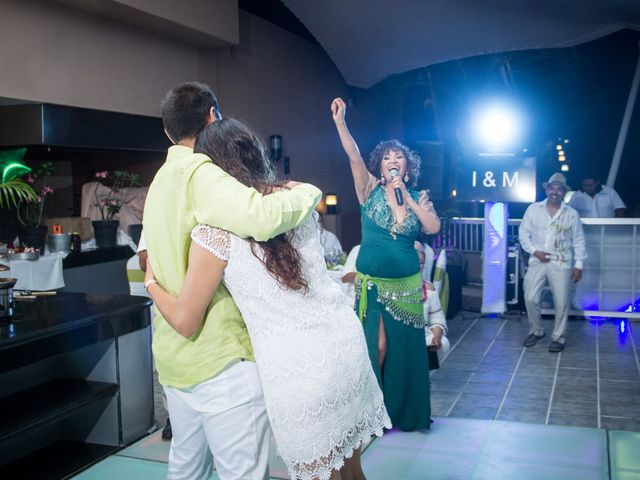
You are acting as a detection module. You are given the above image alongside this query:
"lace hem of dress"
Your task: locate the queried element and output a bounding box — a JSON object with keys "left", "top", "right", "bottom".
{"left": 288, "top": 398, "right": 391, "bottom": 480}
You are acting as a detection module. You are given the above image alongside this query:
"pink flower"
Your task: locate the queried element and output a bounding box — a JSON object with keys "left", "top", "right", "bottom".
{"left": 95, "top": 171, "right": 109, "bottom": 179}
{"left": 26, "top": 175, "right": 35, "bottom": 184}
{"left": 41, "top": 185, "right": 54, "bottom": 196}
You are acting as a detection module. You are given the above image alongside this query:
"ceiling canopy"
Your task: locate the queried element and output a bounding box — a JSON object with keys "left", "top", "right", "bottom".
{"left": 282, "top": 0, "right": 640, "bottom": 88}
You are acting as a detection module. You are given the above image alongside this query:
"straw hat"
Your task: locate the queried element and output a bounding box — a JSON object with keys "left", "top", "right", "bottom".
{"left": 542, "top": 172, "right": 569, "bottom": 191}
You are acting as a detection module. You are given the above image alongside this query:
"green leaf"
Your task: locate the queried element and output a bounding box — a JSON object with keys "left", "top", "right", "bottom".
{"left": 0, "top": 179, "right": 38, "bottom": 208}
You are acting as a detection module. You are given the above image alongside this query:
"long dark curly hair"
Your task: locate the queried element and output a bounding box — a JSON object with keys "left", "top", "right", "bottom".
{"left": 368, "top": 140, "right": 421, "bottom": 188}
{"left": 195, "top": 117, "right": 308, "bottom": 292}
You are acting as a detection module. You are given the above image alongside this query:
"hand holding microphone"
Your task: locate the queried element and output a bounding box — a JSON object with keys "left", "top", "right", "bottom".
{"left": 389, "top": 167, "right": 404, "bottom": 206}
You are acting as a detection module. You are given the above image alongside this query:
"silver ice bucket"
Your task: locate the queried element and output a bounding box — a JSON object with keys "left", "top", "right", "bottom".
{"left": 48, "top": 233, "right": 72, "bottom": 253}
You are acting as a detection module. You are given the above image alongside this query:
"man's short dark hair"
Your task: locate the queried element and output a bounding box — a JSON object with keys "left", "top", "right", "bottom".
{"left": 161, "top": 82, "right": 219, "bottom": 143}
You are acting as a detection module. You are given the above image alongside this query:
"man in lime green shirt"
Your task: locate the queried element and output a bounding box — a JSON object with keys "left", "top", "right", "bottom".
{"left": 143, "top": 82, "right": 321, "bottom": 480}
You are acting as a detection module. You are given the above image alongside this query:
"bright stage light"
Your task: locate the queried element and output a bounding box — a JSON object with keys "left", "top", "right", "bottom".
{"left": 471, "top": 102, "right": 523, "bottom": 151}
{"left": 561, "top": 164, "right": 569, "bottom": 172}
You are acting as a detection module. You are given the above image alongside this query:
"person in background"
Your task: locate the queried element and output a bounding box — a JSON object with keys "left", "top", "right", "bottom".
{"left": 340, "top": 244, "right": 361, "bottom": 306}
{"left": 568, "top": 175, "right": 626, "bottom": 218}
{"left": 415, "top": 241, "right": 447, "bottom": 357}
{"left": 145, "top": 117, "right": 389, "bottom": 480}
{"left": 519, "top": 173, "right": 586, "bottom": 353}
{"left": 331, "top": 97, "right": 440, "bottom": 432}
{"left": 136, "top": 232, "right": 172, "bottom": 440}
{"left": 143, "top": 82, "right": 321, "bottom": 480}
{"left": 315, "top": 212, "right": 343, "bottom": 256}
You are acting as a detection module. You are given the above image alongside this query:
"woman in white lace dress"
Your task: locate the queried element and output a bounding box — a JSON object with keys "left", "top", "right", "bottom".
{"left": 145, "top": 118, "right": 390, "bottom": 480}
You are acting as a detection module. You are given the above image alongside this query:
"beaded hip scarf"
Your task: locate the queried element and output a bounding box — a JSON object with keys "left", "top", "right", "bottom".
{"left": 355, "top": 271, "right": 425, "bottom": 328}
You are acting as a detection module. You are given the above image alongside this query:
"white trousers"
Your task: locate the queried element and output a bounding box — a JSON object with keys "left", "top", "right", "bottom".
{"left": 523, "top": 262, "right": 571, "bottom": 343}
{"left": 164, "top": 360, "right": 271, "bottom": 480}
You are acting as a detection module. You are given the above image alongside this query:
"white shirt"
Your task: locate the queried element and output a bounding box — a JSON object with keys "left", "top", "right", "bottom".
{"left": 318, "top": 228, "right": 343, "bottom": 256}
{"left": 137, "top": 230, "right": 146, "bottom": 253}
{"left": 519, "top": 199, "right": 586, "bottom": 269}
{"left": 568, "top": 185, "right": 625, "bottom": 218}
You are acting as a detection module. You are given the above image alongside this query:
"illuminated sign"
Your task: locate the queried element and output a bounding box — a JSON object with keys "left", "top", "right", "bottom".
{"left": 481, "top": 202, "right": 508, "bottom": 314}
{"left": 455, "top": 155, "right": 536, "bottom": 203}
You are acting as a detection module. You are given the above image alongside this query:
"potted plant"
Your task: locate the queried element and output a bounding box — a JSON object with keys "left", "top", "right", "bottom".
{"left": 93, "top": 170, "right": 139, "bottom": 248}
{"left": 0, "top": 148, "right": 38, "bottom": 209}
{"left": 15, "top": 162, "right": 54, "bottom": 253}
{"left": 0, "top": 178, "right": 37, "bottom": 209}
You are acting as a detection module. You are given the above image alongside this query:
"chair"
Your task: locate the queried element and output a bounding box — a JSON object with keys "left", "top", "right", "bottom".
{"left": 433, "top": 249, "right": 449, "bottom": 317}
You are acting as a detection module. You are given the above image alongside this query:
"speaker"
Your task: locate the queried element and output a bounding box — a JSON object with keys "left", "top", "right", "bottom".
{"left": 403, "top": 85, "right": 438, "bottom": 143}
{"left": 412, "top": 141, "right": 444, "bottom": 200}
{"left": 269, "top": 135, "right": 282, "bottom": 162}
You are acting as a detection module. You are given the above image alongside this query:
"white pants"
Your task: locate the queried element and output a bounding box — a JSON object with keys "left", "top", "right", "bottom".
{"left": 523, "top": 262, "right": 571, "bottom": 343}
{"left": 164, "top": 360, "right": 271, "bottom": 480}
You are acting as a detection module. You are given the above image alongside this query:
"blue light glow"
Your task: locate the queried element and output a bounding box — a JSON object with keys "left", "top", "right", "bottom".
{"left": 471, "top": 101, "right": 524, "bottom": 151}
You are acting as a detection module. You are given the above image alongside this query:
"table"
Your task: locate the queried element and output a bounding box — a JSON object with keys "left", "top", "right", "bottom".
{"left": 5, "top": 252, "right": 65, "bottom": 291}
{"left": 0, "top": 293, "right": 153, "bottom": 476}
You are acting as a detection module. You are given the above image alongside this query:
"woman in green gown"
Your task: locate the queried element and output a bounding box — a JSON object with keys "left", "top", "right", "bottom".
{"left": 331, "top": 97, "right": 441, "bottom": 431}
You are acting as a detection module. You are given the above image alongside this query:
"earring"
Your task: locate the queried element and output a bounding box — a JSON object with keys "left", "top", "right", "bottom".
{"left": 403, "top": 174, "right": 409, "bottom": 183}
{"left": 380, "top": 176, "right": 386, "bottom": 185}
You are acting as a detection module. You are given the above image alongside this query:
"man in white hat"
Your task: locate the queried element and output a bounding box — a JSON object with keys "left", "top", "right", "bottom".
{"left": 518, "top": 173, "right": 586, "bottom": 353}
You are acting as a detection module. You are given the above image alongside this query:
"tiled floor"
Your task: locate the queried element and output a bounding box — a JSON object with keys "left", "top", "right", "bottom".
{"left": 431, "top": 312, "right": 640, "bottom": 431}
{"left": 73, "top": 312, "right": 640, "bottom": 479}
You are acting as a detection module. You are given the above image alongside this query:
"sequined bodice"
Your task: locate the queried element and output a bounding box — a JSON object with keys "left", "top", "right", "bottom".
{"left": 356, "top": 185, "right": 422, "bottom": 279}
{"left": 361, "top": 185, "right": 421, "bottom": 236}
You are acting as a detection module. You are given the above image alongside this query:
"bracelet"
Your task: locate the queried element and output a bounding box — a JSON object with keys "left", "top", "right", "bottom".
{"left": 144, "top": 279, "right": 158, "bottom": 291}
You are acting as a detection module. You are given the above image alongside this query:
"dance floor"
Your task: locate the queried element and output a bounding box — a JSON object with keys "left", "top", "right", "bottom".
{"left": 73, "top": 312, "right": 640, "bottom": 480}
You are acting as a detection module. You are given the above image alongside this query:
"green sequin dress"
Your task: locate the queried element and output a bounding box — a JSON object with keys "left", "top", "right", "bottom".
{"left": 354, "top": 184, "right": 430, "bottom": 431}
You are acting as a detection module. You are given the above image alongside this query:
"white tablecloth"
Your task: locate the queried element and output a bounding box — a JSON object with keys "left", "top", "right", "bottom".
{"left": 6, "top": 253, "right": 65, "bottom": 291}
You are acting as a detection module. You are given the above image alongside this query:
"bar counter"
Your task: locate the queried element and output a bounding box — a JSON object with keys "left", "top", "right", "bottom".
{"left": 0, "top": 292, "right": 153, "bottom": 477}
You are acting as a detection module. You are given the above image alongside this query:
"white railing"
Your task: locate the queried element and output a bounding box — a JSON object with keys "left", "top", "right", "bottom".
{"left": 430, "top": 217, "right": 521, "bottom": 253}
{"left": 430, "top": 217, "right": 640, "bottom": 319}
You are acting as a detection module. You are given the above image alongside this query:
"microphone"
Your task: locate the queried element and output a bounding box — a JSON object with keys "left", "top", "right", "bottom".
{"left": 389, "top": 167, "right": 404, "bottom": 206}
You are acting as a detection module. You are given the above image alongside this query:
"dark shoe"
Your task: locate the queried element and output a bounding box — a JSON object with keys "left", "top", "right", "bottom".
{"left": 161, "top": 419, "right": 172, "bottom": 440}
{"left": 523, "top": 333, "right": 545, "bottom": 347}
{"left": 549, "top": 341, "right": 565, "bottom": 353}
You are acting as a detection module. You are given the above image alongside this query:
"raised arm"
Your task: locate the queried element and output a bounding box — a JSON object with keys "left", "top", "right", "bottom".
{"left": 145, "top": 240, "right": 225, "bottom": 338}
{"left": 192, "top": 158, "right": 321, "bottom": 241}
{"left": 331, "top": 98, "right": 377, "bottom": 204}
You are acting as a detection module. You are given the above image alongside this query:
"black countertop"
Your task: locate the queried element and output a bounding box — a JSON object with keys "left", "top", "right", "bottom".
{"left": 0, "top": 292, "right": 152, "bottom": 372}
{"left": 62, "top": 245, "right": 135, "bottom": 269}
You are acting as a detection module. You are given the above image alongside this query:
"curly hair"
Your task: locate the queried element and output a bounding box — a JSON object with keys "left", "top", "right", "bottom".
{"left": 195, "top": 118, "right": 308, "bottom": 292}
{"left": 368, "top": 140, "right": 421, "bottom": 188}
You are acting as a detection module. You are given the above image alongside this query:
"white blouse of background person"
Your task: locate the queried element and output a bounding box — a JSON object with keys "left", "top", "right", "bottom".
{"left": 568, "top": 185, "right": 626, "bottom": 218}
{"left": 315, "top": 216, "right": 343, "bottom": 255}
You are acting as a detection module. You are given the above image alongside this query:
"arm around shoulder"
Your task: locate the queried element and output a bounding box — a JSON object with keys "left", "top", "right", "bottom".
{"left": 192, "top": 162, "right": 321, "bottom": 241}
